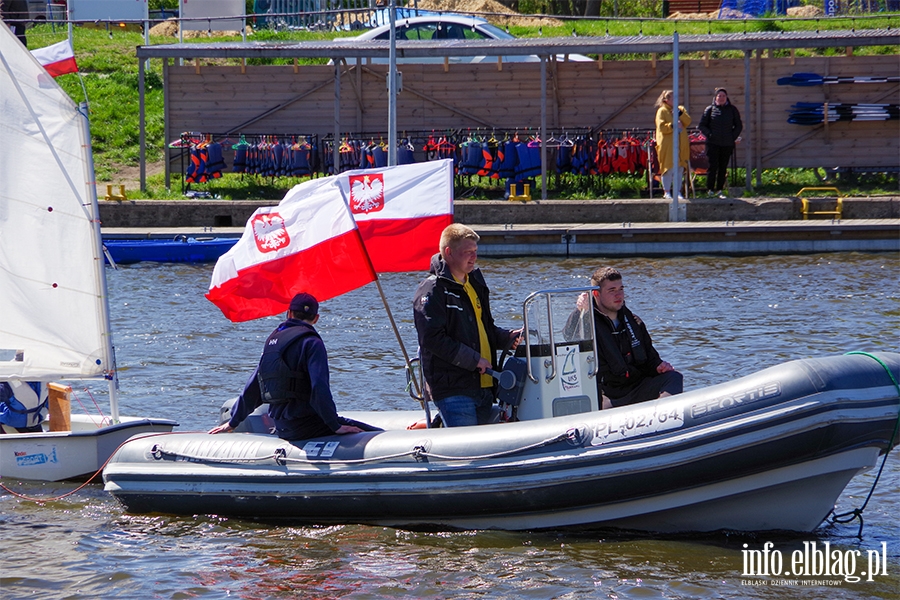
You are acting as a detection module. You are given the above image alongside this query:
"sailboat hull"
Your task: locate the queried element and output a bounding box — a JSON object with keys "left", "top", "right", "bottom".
{"left": 1, "top": 416, "right": 177, "bottom": 482}
{"left": 103, "top": 354, "right": 899, "bottom": 532}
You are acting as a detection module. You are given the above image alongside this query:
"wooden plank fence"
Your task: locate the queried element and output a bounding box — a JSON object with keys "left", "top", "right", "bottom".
{"left": 164, "top": 53, "right": 899, "bottom": 174}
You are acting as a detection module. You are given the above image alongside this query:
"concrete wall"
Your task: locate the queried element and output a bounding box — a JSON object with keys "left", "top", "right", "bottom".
{"left": 98, "top": 197, "right": 900, "bottom": 228}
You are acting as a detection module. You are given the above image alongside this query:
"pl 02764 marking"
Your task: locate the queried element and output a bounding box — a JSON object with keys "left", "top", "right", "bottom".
{"left": 591, "top": 403, "right": 684, "bottom": 444}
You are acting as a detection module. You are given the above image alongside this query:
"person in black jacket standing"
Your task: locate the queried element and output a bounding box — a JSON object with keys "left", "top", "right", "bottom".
{"left": 413, "top": 224, "right": 521, "bottom": 427}
{"left": 564, "top": 267, "right": 682, "bottom": 409}
{"left": 698, "top": 88, "right": 743, "bottom": 199}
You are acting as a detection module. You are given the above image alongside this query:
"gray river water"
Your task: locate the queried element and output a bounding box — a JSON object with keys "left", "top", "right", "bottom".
{"left": 1, "top": 252, "right": 898, "bottom": 599}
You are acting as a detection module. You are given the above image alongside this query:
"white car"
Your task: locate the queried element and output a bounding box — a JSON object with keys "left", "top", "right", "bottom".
{"left": 338, "top": 15, "right": 593, "bottom": 64}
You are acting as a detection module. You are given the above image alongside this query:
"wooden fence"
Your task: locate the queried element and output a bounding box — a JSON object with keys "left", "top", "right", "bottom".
{"left": 163, "top": 53, "right": 899, "bottom": 176}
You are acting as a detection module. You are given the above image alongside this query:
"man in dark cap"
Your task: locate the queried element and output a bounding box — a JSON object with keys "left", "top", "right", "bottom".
{"left": 210, "top": 292, "right": 377, "bottom": 440}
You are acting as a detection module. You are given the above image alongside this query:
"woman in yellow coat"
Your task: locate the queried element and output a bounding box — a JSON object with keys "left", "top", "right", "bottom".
{"left": 655, "top": 90, "right": 691, "bottom": 200}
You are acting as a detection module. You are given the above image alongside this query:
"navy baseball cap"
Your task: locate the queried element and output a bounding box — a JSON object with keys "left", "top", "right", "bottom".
{"left": 289, "top": 292, "right": 318, "bottom": 319}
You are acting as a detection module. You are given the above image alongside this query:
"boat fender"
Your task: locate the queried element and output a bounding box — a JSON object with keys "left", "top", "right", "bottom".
{"left": 497, "top": 356, "right": 527, "bottom": 407}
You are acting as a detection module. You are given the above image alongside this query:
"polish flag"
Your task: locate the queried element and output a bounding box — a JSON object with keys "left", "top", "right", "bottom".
{"left": 337, "top": 159, "right": 453, "bottom": 272}
{"left": 31, "top": 39, "right": 78, "bottom": 77}
{"left": 206, "top": 177, "right": 376, "bottom": 322}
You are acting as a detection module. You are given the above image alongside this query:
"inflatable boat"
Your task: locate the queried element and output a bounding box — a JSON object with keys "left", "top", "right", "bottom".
{"left": 102, "top": 289, "right": 899, "bottom": 533}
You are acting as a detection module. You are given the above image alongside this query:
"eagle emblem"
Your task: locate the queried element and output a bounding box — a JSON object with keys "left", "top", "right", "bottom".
{"left": 349, "top": 173, "right": 385, "bottom": 214}
{"left": 252, "top": 212, "right": 290, "bottom": 253}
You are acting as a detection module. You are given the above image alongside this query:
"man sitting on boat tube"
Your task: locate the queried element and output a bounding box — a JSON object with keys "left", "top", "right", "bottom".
{"left": 564, "top": 267, "right": 682, "bottom": 409}
{"left": 414, "top": 224, "right": 522, "bottom": 427}
{"left": 209, "top": 292, "right": 379, "bottom": 440}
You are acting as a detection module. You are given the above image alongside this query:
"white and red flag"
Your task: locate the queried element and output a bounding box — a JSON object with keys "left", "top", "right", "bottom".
{"left": 206, "top": 177, "right": 376, "bottom": 322}
{"left": 31, "top": 39, "right": 78, "bottom": 77}
{"left": 338, "top": 159, "right": 453, "bottom": 272}
{"left": 207, "top": 160, "right": 454, "bottom": 322}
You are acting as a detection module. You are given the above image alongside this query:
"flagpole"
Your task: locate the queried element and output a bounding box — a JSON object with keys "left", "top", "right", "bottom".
{"left": 372, "top": 276, "right": 423, "bottom": 404}
{"left": 353, "top": 231, "right": 423, "bottom": 404}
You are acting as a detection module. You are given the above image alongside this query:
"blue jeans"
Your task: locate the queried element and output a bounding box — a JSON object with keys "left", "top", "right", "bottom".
{"left": 435, "top": 389, "right": 494, "bottom": 427}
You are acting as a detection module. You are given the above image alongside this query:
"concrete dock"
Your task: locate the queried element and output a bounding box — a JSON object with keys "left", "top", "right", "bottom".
{"left": 100, "top": 197, "right": 900, "bottom": 257}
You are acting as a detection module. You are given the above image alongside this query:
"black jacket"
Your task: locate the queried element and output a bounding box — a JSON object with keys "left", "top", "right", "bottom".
{"left": 698, "top": 101, "right": 743, "bottom": 147}
{"left": 413, "top": 253, "right": 512, "bottom": 402}
{"left": 565, "top": 304, "right": 663, "bottom": 399}
{"left": 229, "top": 319, "right": 341, "bottom": 440}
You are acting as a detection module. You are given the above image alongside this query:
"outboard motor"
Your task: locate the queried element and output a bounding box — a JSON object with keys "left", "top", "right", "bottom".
{"left": 501, "top": 288, "right": 601, "bottom": 421}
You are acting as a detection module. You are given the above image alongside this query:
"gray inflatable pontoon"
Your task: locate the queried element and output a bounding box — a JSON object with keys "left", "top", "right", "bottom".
{"left": 102, "top": 290, "right": 900, "bottom": 532}
{"left": 103, "top": 351, "right": 899, "bottom": 532}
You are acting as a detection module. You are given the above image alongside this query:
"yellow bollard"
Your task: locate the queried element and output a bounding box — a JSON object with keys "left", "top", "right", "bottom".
{"left": 104, "top": 184, "right": 127, "bottom": 202}
{"left": 797, "top": 187, "right": 842, "bottom": 220}
{"left": 508, "top": 183, "right": 532, "bottom": 202}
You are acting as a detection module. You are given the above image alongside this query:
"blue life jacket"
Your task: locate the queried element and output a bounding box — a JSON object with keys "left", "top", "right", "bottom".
{"left": 0, "top": 382, "right": 47, "bottom": 429}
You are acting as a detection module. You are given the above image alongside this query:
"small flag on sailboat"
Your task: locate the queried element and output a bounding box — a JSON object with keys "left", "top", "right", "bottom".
{"left": 30, "top": 39, "right": 78, "bottom": 77}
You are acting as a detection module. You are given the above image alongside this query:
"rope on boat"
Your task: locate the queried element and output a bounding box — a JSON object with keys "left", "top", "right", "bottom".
{"left": 413, "top": 432, "right": 573, "bottom": 461}
{"left": 150, "top": 430, "right": 579, "bottom": 467}
{"left": 829, "top": 351, "right": 900, "bottom": 538}
{"left": 150, "top": 445, "right": 283, "bottom": 464}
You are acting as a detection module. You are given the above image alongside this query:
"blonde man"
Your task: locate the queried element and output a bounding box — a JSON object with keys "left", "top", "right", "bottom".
{"left": 413, "top": 224, "right": 521, "bottom": 426}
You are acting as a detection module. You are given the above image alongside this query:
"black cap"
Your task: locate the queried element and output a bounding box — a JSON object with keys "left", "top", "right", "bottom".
{"left": 289, "top": 292, "right": 318, "bottom": 319}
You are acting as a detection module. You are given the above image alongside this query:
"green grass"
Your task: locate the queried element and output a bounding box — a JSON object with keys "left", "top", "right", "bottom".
{"left": 24, "top": 18, "right": 899, "bottom": 199}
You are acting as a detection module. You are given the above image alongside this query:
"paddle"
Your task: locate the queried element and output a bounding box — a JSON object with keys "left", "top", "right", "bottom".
{"left": 786, "top": 102, "right": 899, "bottom": 125}
{"left": 777, "top": 72, "right": 900, "bottom": 86}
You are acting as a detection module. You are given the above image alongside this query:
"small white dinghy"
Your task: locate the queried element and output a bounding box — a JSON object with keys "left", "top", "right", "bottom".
{"left": 0, "top": 24, "right": 176, "bottom": 482}
{"left": 102, "top": 287, "right": 900, "bottom": 533}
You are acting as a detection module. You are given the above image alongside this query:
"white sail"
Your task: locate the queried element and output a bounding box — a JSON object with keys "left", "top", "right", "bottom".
{"left": 0, "top": 23, "right": 111, "bottom": 382}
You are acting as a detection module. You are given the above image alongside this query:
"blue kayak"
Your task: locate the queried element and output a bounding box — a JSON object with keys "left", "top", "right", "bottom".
{"left": 103, "top": 236, "right": 238, "bottom": 264}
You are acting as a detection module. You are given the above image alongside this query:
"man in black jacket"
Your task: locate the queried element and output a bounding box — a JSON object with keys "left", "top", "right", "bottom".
{"left": 210, "top": 292, "right": 378, "bottom": 440}
{"left": 565, "top": 267, "right": 682, "bottom": 408}
{"left": 698, "top": 88, "right": 743, "bottom": 199}
{"left": 413, "top": 224, "right": 521, "bottom": 426}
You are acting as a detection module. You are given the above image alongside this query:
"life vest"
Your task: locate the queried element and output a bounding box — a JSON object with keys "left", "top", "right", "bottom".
{"left": 204, "top": 141, "right": 226, "bottom": 178}
{"left": 514, "top": 142, "right": 541, "bottom": 179}
{"left": 290, "top": 143, "right": 312, "bottom": 176}
{"left": 495, "top": 140, "right": 518, "bottom": 179}
{"left": 256, "top": 325, "right": 320, "bottom": 405}
{"left": 0, "top": 381, "right": 47, "bottom": 429}
{"left": 595, "top": 307, "right": 649, "bottom": 381}
{"left": 476, "top": 142, "right": 494, "bottom": 177}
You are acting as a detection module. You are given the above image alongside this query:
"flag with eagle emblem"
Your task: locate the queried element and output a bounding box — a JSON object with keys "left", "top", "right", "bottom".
{"left": 337, "top": 159, "right": 453, "bottom": 272}
{"left": 206, "top": 160, "right": 452, "bottom": 321}
{"left": 206, "top": 177, "right": 376, "bottom": 322}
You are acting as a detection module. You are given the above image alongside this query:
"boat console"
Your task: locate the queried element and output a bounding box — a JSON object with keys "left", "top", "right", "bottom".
{"left": 500, "top": 287, "right": 601, "bottom": 421}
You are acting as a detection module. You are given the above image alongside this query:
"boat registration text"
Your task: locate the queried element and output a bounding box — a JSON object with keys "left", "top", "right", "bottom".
{"left": 590, "top": 404, "right": 684, "bottom": 444}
